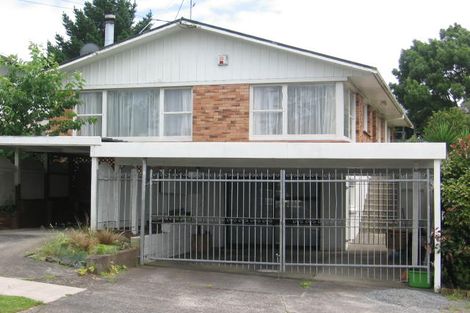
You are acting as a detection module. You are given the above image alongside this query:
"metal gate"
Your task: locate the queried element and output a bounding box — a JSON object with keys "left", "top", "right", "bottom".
{"left": 137, "top": 167, "right": 433, "bottom": 281}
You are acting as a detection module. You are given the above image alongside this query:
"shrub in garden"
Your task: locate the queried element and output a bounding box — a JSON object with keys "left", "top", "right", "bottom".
{"left": 440, "top": 135, "right": 470, "bottom": 289}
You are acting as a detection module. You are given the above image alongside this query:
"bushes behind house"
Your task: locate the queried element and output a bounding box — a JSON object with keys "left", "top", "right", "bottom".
{"left": 440, "top": 135, "right": 470, "bottom": 289}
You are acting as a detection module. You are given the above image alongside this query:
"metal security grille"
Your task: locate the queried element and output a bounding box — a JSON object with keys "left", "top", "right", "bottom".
{"left": 98, "top": 167, "right": 433, "bottom": 282}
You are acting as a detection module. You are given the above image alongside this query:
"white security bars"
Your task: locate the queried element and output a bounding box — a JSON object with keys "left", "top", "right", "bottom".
{"left": 96, "top": 166, "right": 435, "bottom": 283}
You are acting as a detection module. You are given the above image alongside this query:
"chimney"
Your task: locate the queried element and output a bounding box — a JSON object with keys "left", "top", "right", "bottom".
{"left": 104, "top": 14, "right": 116, "bottom": 46}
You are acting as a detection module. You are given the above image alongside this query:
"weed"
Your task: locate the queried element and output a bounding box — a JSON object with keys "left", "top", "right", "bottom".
{"left": 299, "top": 280, "right": 313, "bottom": 289}
{"left": 95, "top": 229, "right": 126, "bottom": 246}
{"left": 92, "top": 243, "right": 119, "bottom": 255}
{"left": 100, "top": 262, "right": 127, "bottom": 282}
{"left": 67, "top": 229, "right": 98, "bottom": 252}
{"left": 76, "top": 265, "right": 96, "bottom": 276}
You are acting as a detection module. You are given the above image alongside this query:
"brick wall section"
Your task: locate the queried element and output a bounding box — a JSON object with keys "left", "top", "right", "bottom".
{"left": 193, "top": 84, "right": 250, "bottom": 141}
{"left": 355, "top": 93, "right": 382, "bottom": 143}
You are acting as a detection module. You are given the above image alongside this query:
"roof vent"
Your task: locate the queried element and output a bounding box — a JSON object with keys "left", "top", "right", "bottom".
{"left": 80, "top": 43, "right": 100, "bottom": 56}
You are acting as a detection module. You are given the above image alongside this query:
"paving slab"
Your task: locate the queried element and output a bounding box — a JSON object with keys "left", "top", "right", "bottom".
{"left": 0, "top": 276, "right": 85, "bottom": 303}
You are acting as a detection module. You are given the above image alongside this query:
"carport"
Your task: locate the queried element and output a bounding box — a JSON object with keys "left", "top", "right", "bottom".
{"left": 90, "top": 142, "right": 445, "bottom": 290}
{"left": 0, "top": 136, "right": 101, "bottom": 228}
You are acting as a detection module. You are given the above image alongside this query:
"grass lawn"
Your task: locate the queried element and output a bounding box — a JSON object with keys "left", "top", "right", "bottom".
{"left": 0, "top": 295, "right": 42, "bottom": 313}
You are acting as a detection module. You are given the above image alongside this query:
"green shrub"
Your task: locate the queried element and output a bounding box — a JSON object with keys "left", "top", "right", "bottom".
{"left": 423, "top": 108, "right": 470, "bottom": 147}
{"left": 93, "top": 244, "right": 119, "bottom": 255}
{"left": 440, "top": 135, "right": 470, "bottom": 289}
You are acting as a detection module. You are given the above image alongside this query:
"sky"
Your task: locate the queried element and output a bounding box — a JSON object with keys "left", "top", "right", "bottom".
{"left": 0, "top": 0, "right": 469, "bottom": 84}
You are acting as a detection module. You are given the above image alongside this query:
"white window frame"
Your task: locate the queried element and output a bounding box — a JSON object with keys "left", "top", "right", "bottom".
{"left": 74, "top": 91, "right": 105, "bottom": 137}
{"left": 161, "top": 87, "right": 193, "bottom": 139}
{"left": 249, "top": 82, "right": 351, "bottom": 141}
{"left": 344, "top": 88, "right": 356, "bottom": 141}
{"left": 75, "top": 88, "right": 193, "bottom": 141}
{"left": 363, "top": 104, "right": 369, "bottom": 133}
{"left": 376, "top": 116, "right": 382, "bottom": 142}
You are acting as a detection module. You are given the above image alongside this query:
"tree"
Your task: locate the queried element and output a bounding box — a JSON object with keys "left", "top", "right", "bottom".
{"left": 47, "top": 0, "right": 153, "bottom": 63}
{"left": 391, "top": 24, "right": 470, "bottom": 133}
{"left": 0, "top": 44, "right": 85, "bottom": 136}
{"left": 440, "top": 135, "right": 470, "bottom": 289}
{"left": 422, "top": 108, "right": 470, "bottom": 147}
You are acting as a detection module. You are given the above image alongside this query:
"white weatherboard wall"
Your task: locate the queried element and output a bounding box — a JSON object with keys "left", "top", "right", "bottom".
{"left": 69, "top": 28, "right": 367, "bottom": 89}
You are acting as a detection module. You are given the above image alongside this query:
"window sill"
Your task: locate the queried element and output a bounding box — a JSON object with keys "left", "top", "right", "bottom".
{"left": 249, "top": 134, "right": 352, "bottom": 142}
{"left": 76, "top": 135, "right": 193, "bottom": 142}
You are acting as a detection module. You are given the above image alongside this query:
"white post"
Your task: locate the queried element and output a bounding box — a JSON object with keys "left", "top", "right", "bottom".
{"left": 90, "top": 157, "right": 98, "bottom": 230}
{"left": 412, "top": 170, "right": 419, "bottom": 266}
{"left": 140, "top": 158, "right": 147, "bottom": 265}
{"left": 14, "top": 148, "right": 20, "bottom": 187}
{"left": 433, "top": 160, "right": 442, "bottom": 292}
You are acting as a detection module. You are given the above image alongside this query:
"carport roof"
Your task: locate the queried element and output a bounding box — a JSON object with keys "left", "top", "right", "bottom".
{"left": 0, "top": 136, "right": 101, "bottom": 154}
{"left": 91, "top": 142, "right": 446, "bottom": 168}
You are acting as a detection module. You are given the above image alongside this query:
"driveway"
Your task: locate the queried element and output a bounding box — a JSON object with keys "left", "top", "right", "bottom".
{"left": 28, "top": 266, "right": 463, "bottom": 313}
{"left": 0, "top": 229, "right": 466, "bottom": 313}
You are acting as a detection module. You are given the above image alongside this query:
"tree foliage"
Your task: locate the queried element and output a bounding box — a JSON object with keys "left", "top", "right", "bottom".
{"left": 47, "top": 0, "right": 153, "bottom": 63}
{"left": 440, "top": 135, "right": 470, "bottom": 289}
{"left": 391, "top": 24, "right": 470, "bottom": 133}
{"left": 423, "top": 108, "right": 470, "bottom": 147}
{"left": 0, "top": 44, "right": 85, "bottom": 136}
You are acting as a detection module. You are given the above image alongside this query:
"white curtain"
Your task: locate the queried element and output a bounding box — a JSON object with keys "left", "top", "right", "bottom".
{"left": 77, "top": 92, "right": 102, "bottom": 136}
{"left": 107, "top": 89, "right": 160, "bottom": 137}
{"left": 163, "top": 89, "right": 192, "bottom": 136}
{"left": 287, "top": 84, "right": 336, "bottom": 134}
{"left": 252, "top": 86, "right": 282, "bottom": 135}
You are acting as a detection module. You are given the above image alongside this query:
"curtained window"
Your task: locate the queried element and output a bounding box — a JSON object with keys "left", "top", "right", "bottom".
{"left": 107, "top": 89, "right": 160, "bottom": 137}
{"left": 344, "top": 89, "right": 356, "bottom": 139}
{"left": 77, "top": 92, "right": 102, "bottom": 136}
{"left": 252, "top": 86, "right": 283, "bottom": 135}
{"left": 163, "top": 89, "right": 192, "bottom": 136}
{"left": 252, "top": 83, "right": 336, "bottom": 136}
{"left": 287, "top": 84, "right": 336, "bottom": 134}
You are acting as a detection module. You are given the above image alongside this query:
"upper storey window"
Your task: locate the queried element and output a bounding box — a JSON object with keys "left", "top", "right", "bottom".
{"left": 107, "top": 89, "right": 160, "bottom": 137}
{"left": 76, "top": 88, "right": 192, "bottom": 140}
{"left": 77, "top": 92, "right": 102, "bottom": 136}
{"left": 251, "top": 83, "right": 337, "bottom": 137}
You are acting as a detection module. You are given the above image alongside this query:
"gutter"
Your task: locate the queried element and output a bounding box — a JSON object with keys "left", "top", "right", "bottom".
{"left": 373, "top": 71, "right": 413, "bottom": 128}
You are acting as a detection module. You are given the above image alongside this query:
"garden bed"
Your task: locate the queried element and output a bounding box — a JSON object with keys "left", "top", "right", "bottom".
{"left": 31, "top": 228, "right": 138, "bottom": 276}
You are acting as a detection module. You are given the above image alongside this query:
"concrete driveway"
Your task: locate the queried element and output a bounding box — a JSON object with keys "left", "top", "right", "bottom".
{"left": 0, "top": 229, "right": 465, "bottom": 313}
{"left": 28, "top": 266, "right": 459, "bottom": 313}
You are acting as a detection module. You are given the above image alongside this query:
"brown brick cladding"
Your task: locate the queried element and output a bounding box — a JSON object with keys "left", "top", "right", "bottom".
{"left": 355, "top": 94, "right": 385, "bottom": 143}
{"left": 193, "top": 84, "right": 250, "bottom": 141}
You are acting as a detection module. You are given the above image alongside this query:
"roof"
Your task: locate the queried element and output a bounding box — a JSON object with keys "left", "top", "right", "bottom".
{"left": 60, "top": 18, "right": 376, "bottom": 71}
{"left": 59, "top": 18, "right": 412, "bottom": 128}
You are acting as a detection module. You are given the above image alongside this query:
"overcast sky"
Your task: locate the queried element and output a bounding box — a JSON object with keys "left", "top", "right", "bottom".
{"left": 1, "top": 0, "right": 469, "bottom": 83}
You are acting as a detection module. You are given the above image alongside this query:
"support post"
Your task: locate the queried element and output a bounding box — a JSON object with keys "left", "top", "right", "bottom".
{"left": 412, "top": 170, "right": 419, "bottom": 266}
{"left": 140, "top": 158, "right": 147, "bottom": 265}
{"left": 433, "top": 160, "right": 442, "bottom": 292}
{"left": 90, "top": 157, "right": 98, "bottom": 230}
{"left": 14, "top": 148, "right": 20, "bottom": 187}
{"left": 280, "top": 169, "right": 286, "bottom": 272}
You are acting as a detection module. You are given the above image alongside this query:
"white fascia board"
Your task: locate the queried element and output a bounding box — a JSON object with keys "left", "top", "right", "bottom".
{"left": 59, "top": 22, "right": 180, "bottom": 71}
{"left": 60, "top": 20, "right": 376, "bottom": 74}
{"left": 0, "top": 136, "right": 102, "bottom": 147}
{"left": 90, "top": 142, "right": 446, "bottom": 160}
{"left": 372, "top": 72, "right": 413, "bottom": 128}
{"left": 193, "top": 23, "right": 377, "bottom": 73}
